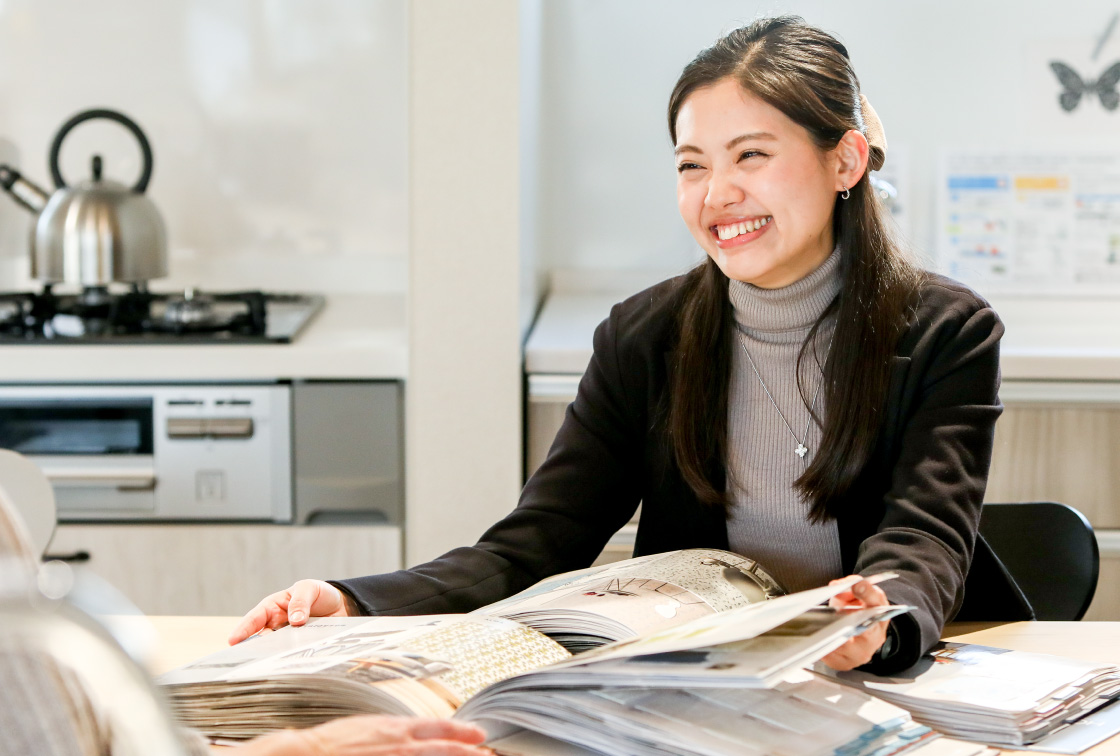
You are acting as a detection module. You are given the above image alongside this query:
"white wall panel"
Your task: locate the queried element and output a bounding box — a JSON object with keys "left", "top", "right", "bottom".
{"left": 407, "top": 0, "right": 522, "bottom": 565}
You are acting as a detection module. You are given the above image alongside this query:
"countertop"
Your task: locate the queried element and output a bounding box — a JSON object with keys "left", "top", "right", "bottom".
{"left": 0, "top": 294, "right": 407, "bottom": 382}
{"left": 525, "top": 290, "right": 1120, "bottom": 381}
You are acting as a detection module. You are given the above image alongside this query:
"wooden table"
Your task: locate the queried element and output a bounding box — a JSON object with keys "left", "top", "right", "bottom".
{"left": 139, "top": 617, "right": 1120, "bottom": 754}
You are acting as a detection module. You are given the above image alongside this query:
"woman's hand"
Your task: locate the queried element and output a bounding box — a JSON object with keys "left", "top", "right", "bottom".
{"left": 819, "top": 576, "right": 890, "bottom": 671}
{"left": 229, "top": 579, "right": 356, "bottom": 645}
{"left": 235, "top": 716, "right": 491, "bottom": 756}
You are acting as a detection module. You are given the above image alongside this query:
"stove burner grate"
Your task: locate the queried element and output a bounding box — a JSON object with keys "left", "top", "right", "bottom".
{"left": 0, "top": 286, "right": 321, "bottom": 344}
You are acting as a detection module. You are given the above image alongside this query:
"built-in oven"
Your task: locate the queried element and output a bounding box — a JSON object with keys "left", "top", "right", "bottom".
{"left": 0, "top": 385, "right": 292, "bottom": 521}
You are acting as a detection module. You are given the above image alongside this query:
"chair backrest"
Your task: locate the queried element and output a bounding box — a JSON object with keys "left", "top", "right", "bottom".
{"left": 0, "top": 449, "right": 56, "bottom": 559}
{"left": 979, "top": 501, "right": 1099, "bottom": 621}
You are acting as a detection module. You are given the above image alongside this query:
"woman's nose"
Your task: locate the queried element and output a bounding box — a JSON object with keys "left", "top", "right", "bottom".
{"left": 704, "top": 167, "right": 746, "bottom": 208}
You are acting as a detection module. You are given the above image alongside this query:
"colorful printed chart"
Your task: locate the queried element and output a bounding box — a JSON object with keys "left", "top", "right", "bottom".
{"left": 938, "top": 152, "right": 1120, "bottom": 295}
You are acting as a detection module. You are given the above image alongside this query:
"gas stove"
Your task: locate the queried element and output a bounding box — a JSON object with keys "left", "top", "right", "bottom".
{"left": 0, "top": 285, "right": 324, "bottom": 344}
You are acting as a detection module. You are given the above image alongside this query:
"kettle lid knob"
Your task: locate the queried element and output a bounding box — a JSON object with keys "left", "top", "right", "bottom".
{"left": 91, "top": 155, "right": 102, "bottom": 183}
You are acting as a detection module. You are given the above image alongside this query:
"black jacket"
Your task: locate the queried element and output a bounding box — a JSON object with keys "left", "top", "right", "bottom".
{"left": 336, "top": 272, "right": 1032, "bottom": 673}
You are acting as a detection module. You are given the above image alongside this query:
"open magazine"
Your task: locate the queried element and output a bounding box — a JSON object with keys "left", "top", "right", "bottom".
{"left": 153, "top": 549, "right": 990, "bottom": 756}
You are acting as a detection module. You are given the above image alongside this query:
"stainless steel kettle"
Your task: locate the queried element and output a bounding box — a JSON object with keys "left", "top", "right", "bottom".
{"left": 0, "top": 108, "right": 168, "bottom": 287}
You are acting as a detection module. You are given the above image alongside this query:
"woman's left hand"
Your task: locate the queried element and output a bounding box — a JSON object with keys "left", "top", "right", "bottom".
{"left": 819, "top": 576, "right": 890, "bottom": 671}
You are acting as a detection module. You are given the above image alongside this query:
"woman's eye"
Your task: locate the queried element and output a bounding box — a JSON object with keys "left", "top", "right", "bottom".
{"left": 738, "top": 150, "right": 764, "bottom": 161}
{"left": 676, "top": 162, "right": 702, "bottom": 173}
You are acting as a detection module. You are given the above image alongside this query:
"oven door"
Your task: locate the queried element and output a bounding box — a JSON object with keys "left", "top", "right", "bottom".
{"left": 0, "top": 390, "right": 157, "bottom": 518}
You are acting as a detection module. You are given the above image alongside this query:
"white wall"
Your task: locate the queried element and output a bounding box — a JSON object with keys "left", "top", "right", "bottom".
{"left": 519, "top": 0, "right": 547, "bottom": 340}
{"left": 0, "top": 0, "right": 408, "bottom": 294}
{"left": 407, "top": 0, "right": 523, "bottom": 564}
{"left": 531, "top": 0, "right": 1120, "bottom": 288}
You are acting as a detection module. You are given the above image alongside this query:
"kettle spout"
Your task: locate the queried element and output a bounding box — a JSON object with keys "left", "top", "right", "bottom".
{"left": 0, "top": 164, "right": 50, "bottom": 213}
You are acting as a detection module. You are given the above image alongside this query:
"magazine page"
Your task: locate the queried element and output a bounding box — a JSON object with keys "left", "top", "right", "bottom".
{"left": 473, "top": 548, "right": 785, "bottom": 647}
{"left": 553, "top": 572, "right": 898, "bottom": 666}
{"left": 157, "top": 616, "right": 429, "bottom": 686}
{"left": 218, "top": 615, "right": 569, "bottom": 703}
{"left": 540, "top": 604, "right": 907, "bottom": 688}
{"left": 159, "top": 615, "right": 571, "bottom": 736}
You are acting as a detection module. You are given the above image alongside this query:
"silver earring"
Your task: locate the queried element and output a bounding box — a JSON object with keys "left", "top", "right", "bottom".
{"left": 841, "top": 186, "right": 850, "bottom": 200}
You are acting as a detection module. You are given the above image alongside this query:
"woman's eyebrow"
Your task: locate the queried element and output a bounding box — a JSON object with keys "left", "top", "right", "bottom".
{"left": 674, "top": 132, "right": 777, "bottom": 156}
{"left": 726, "top": 132, "right": 777, "bottom": 149}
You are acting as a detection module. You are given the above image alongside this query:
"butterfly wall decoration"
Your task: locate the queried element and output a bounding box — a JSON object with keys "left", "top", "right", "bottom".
{"left": 1048, "top": 61, "right": 1120, "bottom": 111}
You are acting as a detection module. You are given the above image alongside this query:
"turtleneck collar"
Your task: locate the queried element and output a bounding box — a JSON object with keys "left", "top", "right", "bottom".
{"left": 728, "top": 246, "right": 842, "bottom": 335}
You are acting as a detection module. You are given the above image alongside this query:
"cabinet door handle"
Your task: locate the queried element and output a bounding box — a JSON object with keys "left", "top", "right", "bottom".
{"left": 42, "top": 468, "right": 157, "bottom": 491}
{"left": 43, "top": 550, "right": 91, "bottom": 563}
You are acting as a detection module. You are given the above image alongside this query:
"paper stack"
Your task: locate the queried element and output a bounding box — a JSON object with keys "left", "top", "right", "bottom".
{"left": 463, "top": 670, "right": 994, "bottom": 756}
{"left": 830, "top": 643, "right": 1120, "bottom": 748}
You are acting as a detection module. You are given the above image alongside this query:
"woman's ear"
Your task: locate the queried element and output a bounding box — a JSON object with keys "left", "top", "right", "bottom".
{"left": 834, "top": 129, "right": 870, "bottom": 191}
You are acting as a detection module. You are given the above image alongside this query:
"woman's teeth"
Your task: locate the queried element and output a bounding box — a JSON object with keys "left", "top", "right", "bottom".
{"left": 716, "top": 216, "right": 771, "bottom": 241}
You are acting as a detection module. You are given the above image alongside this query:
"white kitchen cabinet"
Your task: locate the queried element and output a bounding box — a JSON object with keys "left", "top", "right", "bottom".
{"left": 47, "top": 524, "right": 402, "bottom": 616}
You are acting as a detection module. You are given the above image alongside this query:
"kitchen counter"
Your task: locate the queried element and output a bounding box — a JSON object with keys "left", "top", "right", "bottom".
{"left": 525, "top": 290, "right": 1120, "bottom": 381}
{"left": 0, "top": 293, "right": 407, "bottom": 382}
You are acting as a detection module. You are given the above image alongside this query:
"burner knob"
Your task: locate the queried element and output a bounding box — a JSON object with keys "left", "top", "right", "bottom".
{"left": 164, "top": 291, "right": 215, "bottom": 326}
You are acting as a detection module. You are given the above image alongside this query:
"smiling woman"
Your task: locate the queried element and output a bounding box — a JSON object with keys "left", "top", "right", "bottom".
{"left": 672, "top": 81, "right": 856, "bottom": 289}
{"left": 231, "top": 16, "right": 1030, "bottom": 678}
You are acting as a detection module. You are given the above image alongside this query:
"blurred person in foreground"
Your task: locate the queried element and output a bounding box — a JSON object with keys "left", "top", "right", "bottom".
{"left": 0, "top": 466, "right": 491, "bottom": 756}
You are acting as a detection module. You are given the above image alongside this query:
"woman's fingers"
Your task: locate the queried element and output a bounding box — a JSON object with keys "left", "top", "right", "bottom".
{"left": 820, "top": 576, "right": 891, "bottom": 670}
{"left": 228, "top": 580, "right": 349, "bottom": 645}
{"left": 228, "top": 592, "right": 291, "bottom": 645}
{"left": 851, "top": 579, "right": 889, "bottom": 606}
{"left": 828, "top": 576, "right": 889, "bottom": 610}
{"left": 285, "top": 579, "right": 345, "bottom": 626}
{"left": 820, "top": 622, "right": 888, "bottom": 671}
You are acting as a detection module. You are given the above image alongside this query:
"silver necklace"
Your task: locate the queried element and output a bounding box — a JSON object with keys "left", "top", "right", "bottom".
{"left": 736, "top": 332, "right": 831, "bottom": 459}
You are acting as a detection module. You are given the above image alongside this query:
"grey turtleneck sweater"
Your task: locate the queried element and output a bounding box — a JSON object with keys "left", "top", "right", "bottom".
{"left": 726, "top": 248, "right": 843, "bottom": 593}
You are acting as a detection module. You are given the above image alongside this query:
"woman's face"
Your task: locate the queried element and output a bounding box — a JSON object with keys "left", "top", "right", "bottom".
{"left": 674, "top": 78, "right": 854, "bottom": 289}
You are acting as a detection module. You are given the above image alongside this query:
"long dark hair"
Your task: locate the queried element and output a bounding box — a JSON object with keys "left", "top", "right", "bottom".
{"left": 666, "top": 16, "right": 922, "bottom": 522}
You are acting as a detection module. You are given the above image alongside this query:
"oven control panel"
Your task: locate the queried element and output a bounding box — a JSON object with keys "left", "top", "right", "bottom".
{"left": 0, "top": 384, "right": 292, "bottom": 522}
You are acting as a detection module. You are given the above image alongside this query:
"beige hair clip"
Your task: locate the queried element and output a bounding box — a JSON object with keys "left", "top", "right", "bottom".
{"left": 859, "top": 94, "right": 887, "bottom": 171}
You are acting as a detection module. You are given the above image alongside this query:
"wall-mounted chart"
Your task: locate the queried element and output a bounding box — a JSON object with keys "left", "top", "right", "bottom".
{"left": 937, "top": 151, "right": 1120, "bottom": 296}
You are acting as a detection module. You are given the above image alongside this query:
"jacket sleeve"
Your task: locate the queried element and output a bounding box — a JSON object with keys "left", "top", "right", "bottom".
{"left": 855, "top": 287, "right": 1005, "bottom": 673}
{"left": 333, "top": 303, "right": 645, "bottom": 616}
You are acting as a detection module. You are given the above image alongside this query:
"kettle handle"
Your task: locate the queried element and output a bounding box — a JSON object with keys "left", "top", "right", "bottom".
{"left": 48, "top": 108, "right": 154, "bottom": 193}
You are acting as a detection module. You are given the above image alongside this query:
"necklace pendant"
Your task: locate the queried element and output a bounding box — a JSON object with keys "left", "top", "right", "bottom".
{"left": 795, "top": 443, "right": 808, "bottom": 458}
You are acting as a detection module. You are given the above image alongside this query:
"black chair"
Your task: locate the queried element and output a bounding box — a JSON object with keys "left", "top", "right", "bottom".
{"left": 976, "top": 501, "right": 1100, "bottom": 621}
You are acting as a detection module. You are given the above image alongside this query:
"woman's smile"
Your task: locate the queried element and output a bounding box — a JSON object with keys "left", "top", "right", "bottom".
{"left": 712, "top": 215, "right": 772, "bottom": 246}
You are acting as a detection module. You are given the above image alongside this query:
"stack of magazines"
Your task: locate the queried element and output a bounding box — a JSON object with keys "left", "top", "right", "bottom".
{"left": 830, "top": 643, "right": 1120, "bottom": 748}
{"left": 469, "top": 672, "right": 954, "bottom": 756}
{"left": 159, "top": 548, "right": 994, "bottom": 756}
